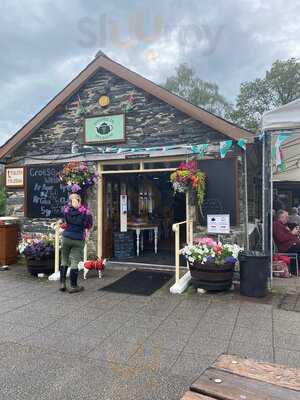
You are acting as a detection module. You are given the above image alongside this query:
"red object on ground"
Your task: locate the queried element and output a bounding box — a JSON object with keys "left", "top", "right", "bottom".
{"left": 84, "top": 259, "right": 106, "bottom": 271}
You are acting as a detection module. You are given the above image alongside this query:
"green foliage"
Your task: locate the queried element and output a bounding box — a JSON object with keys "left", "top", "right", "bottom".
{"left": 162, "top": 64, "right": 232, "bottom": 117}
{"left": 229, "top": 58, "right": 300, "bottom": 132}
{"left": 0, "top": 187, "right": 7, "bottom": 216}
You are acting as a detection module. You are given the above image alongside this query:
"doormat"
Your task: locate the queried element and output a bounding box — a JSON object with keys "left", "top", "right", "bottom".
{"left": 99, "top": 270, "right": 172, "bottom": 296}
{"left": 278, "top": 293, "right": 300, "bottom": 312}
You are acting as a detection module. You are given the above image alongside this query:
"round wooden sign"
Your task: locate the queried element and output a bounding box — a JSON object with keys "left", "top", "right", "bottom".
{"left": 98, "top": 95, "right": 110, "bottom": 107}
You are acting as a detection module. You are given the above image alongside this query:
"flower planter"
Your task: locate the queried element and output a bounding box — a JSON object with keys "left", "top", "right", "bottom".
{"left": 189, "top": 262, "right": 234, "bottom": 291}
{"left": 26, "top": 257, "right": 55, "bottom": 276}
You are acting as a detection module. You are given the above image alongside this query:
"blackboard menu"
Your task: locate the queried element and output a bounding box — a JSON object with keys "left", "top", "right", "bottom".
{"left": 198, "top": 159, "right": 237, "bottom": 225}
{"left": 26, "top": 165, "right": 69, "bottom": 218}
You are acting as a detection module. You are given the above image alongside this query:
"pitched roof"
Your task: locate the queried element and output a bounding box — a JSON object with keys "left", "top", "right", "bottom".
{"left": 0, "top": 53, "right": 254, "bottom": 160}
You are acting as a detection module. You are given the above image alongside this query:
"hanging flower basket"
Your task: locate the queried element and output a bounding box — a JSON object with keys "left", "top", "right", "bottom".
{"left": 170, "top": 160, "right": 206, "bottom": 208}
{"left": 58, "top": 161, "right": 99, "bottom": 193}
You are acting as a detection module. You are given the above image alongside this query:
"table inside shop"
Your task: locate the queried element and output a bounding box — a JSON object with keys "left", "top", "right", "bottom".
{"left": 127, "top": 223, "right": 158, "bottom": 257}
{"left": 181, "top": 354, "right": 300, "bottom": 400}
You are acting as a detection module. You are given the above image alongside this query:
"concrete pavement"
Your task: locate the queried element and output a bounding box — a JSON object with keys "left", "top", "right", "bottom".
{"left": 0, "top": 265, "right": 299, "bottom": 400}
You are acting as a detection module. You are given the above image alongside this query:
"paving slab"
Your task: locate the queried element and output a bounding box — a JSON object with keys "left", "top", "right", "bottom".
{"left": 127, "top": 343, "right": 181, "bottom": 373}
{"left": 0, "top": 309, "right": 60, "bottom": 329}
{"left": 274, "top": 331, "right": 300, "bottom": 352}
{"left": 274, "top": 348, "right": 300, "bottom": 368}
{"left": 0, "top": 265, "right": 299, "bottom": 399}
{"left": 170, "top": 352, "right": 216, "bottom": 380}
{"left": 228, "top": 340, "right": 274, "bottom": 363}
{"left": 183, "top": 336, "right": 229, "bottom": 358}
{"left": 231, "top": 325, "right": 272, "bottom": 346}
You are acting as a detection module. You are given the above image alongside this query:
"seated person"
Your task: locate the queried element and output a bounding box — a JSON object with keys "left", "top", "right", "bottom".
{"left": 273, "top": 209, "right": 300, "bottom": 255}
{"left": 288, "top": 207, "right": 300, "bottom": 225}
{"left": 287, "top": 222, "right": 300, "bottom": 237}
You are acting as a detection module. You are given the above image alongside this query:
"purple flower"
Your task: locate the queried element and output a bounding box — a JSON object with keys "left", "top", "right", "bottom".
{"left": 23, "top": 241, "right": 54, "bottom": 260}
{"left": 71, "top": 183, "right": 81, "bottom": 192}
{"left": 225, "top": 256, "right": 237, "bottom": 265}
{"left": 63, "top": 205, "right": 70, "bottom": 214}
{"left": 206, "top": 256, "right": 215, "bottom": 264}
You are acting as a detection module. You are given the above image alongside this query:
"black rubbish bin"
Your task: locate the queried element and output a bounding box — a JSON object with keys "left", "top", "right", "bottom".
{"left": 238, "top": 251, "right": 269, "bottom": 297}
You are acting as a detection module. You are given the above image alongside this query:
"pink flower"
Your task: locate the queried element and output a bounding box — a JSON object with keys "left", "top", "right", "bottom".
{"left": 194, "top": 237, "right": 217, "bottom": 247}
{"left": 213, "top": 245, "right": 223, "bottom": 254}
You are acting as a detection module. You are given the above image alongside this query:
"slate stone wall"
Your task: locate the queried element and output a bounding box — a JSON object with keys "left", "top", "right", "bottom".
{"left": 4, "top": 66, "right": 251, "bottom": 256}
{"left": 12, "top": 68, "right": 228, "bottom": 159}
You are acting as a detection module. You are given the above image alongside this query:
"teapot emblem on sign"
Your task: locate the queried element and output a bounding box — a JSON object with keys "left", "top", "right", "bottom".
{"left": 95, "top": 121, "right": 113, "bottom": 136}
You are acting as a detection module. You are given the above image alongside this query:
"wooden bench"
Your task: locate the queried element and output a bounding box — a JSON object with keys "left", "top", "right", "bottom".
{"left": 181, "top": 354, "right": 300, "bottom": 400}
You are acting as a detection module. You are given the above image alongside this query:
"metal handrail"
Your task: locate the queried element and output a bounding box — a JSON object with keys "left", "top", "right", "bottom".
{"left": 172, "top": 219, "right": 193, "bottom": 284}
{"left": 53, "top": 222, "right": 88, "bottom": 273}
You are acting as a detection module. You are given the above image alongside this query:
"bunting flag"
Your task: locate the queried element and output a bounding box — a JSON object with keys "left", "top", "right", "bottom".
{"left": 237, "top": 139, "right": 247, "bottom": 150}
{"left": 191, "top": 143, "right": 209, "bottom": 158}
{"left": 274, "top": 133, "right": 292, "bottom": 167}
{"left": 75, "top": 95, "right": 86, "bottom": 116}
{"left": 220, "top": 140, "right": 233, "bottom": 158}
{"left": 121, "top": 92, "right": 135, "bottom": 112}
{"left": 84, "top": 139, "right": 248, "bottom": 156}
{"left": 257, "top": 131, "right": 265, "bottom": 141}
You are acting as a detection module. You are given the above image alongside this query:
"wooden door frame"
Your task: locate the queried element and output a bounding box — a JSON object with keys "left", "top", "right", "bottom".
{"left": 96, "top": 157, "right": 188, "bottom": 260}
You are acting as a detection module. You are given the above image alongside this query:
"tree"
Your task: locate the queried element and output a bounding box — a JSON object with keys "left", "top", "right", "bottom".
{"left": 0, "top": 188, "right": 6, "bottom": 216}
{"left": 162, "top": 64, "right": 232, "bottom": 117}
{"left": 230, "top": 58, "right": 300, "bottom": 132}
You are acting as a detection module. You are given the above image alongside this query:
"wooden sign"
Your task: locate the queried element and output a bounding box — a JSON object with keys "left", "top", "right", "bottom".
{"left": 5, "top": 167, "right": 24, "bottom": 188}
{"left": 125, "top": 153, "right": 150, "bottom": 159}
{"left": 84, "top": 114, "right": 125, "bottom": 144}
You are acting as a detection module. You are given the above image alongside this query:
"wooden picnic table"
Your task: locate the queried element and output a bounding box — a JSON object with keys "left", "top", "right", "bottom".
{"left": 181, "top": 354, "right": 300, "bottom": 400}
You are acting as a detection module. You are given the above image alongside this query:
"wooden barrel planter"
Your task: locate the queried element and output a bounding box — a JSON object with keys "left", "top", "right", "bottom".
{"left": 26, "top": 258, "right": 55, "bottom": 276}
{"left": 189, "top": 262, "right": 235, "bottom": 291}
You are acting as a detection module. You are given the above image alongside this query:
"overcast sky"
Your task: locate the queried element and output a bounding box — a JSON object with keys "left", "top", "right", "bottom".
{"left": 0, "top": 0, "right": 299, "bottom": 146}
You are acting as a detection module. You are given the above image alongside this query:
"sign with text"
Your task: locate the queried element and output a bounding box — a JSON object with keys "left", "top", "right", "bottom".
{"left": 26, "top": 165, "right": 69, "bottom": 218}
{"left": 5, "top": 167, "right": 24, "bottom": 187}
{"left": 207, "top": 214, "right": 230, "bottom": 234}
{"left": 84, "top": 114, "right": 125, "bottom": 144}
{"left": 120, "top": 194, "right": 128, "bottom": 232}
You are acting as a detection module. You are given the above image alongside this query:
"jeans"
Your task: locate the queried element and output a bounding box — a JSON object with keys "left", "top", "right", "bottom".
{"left": 61, "top": 237, "right": 85, "bottom": 269}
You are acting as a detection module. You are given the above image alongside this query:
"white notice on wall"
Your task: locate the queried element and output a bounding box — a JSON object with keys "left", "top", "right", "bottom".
{"left": 120, "top": 195, "right": 128, "bottom": 232}
{"left": 207, "top": 214, "right": 230, "bottom": 234}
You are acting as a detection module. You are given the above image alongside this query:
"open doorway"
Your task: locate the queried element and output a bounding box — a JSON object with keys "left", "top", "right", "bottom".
{"left": 102, "top": 171, "right": 186, "bottom": 266}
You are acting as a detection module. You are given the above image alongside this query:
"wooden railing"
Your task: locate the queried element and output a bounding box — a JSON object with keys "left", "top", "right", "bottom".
{"left": 172, "top": 219, "right": 193, "bottom": 284}
{"left": 54, "top": 222, "right": 88, "bottom": 273}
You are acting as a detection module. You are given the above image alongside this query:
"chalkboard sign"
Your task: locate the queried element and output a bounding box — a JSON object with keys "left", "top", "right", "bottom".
{"left": 198, "top": 159, "right": 237, "bottom": 225}
{"left": 26, "top": 165, "right": 69, "bottom": 218}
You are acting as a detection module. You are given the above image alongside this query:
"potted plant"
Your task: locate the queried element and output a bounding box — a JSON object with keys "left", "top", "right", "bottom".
{"left": 58, "top": 161, "right": 99, "bottom": 193}
{"left": 170, "top": 160, "right": 205, "bottom": 213}
{"left": 180, "top": 237, "right": 242, "bottom": 291}
{"left": 18, "top": 233, "right": 55, "bottom": 276}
